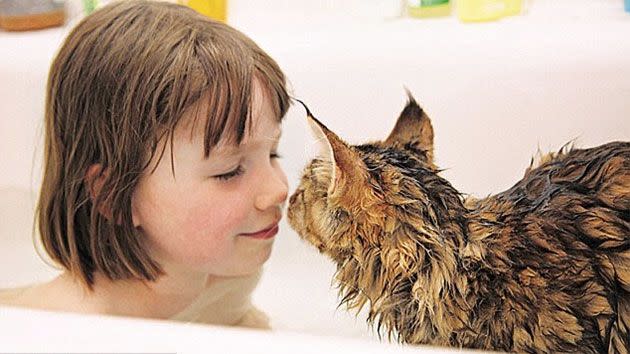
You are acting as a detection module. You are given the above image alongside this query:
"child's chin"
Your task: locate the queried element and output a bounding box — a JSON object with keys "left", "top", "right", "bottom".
{"left": 238, "top": 247, "right": 275, "bottom": 274}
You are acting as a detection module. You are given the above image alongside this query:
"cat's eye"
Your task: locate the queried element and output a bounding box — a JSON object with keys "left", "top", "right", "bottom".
{"left": 333, "top": 209, "right": 349, "bottom": 221}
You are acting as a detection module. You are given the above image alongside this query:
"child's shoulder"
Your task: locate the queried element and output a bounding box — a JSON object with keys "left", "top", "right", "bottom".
{"left": 0, "top": 278, "right": 99, "bottom": 314}
{"left": 0, "top": 284, "right": 38, "bottom": 307}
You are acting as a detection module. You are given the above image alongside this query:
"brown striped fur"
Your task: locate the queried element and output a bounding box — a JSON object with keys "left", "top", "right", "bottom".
{"left": 287, "top": 95, "right": 629, "bottom": 353}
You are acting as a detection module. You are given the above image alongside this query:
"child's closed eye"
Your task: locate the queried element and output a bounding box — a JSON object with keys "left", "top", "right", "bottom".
{"left": 213, "top": 152, "right": 282, "bottom": 181}
{"left": 213, "top": 165, "right": 245, "bottom": 181}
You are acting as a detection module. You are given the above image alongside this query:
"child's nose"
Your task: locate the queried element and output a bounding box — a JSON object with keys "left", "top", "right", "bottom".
{"left": 255, "top": 168, "right": 288, "bottom": 211}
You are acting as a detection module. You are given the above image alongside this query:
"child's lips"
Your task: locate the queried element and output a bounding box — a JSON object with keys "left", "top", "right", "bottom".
{"left": 240, "top": 223, "right": 279, "bottom": 239}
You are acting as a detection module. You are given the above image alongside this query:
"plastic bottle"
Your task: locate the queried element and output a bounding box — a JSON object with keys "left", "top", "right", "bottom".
{"left": 178, "top": 0, "right": 227, "bottom": 22}
{"left": 0, "top": 0, "right": 66, "bottom": 31}
{"left": 82, "top": 0, "right": 116, "bottom": 15}
{"left": 82, "top": 0, "right": 97, "bottom": 14}
{"left": 407, "top": 0, "right": 452, "bottom": 18}
{"left": 503, "top": 0, "right": 522, "bottom": 16}
{"left": 457, "top": 0, "right": 522, "bottom": 22}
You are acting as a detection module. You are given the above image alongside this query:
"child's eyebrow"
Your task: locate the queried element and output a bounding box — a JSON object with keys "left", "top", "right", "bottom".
{"left": 250, "top": 128, "right": 283, "bottom": 145}
{"left": 206, "top": 129, "right": 282, "bottom": 159}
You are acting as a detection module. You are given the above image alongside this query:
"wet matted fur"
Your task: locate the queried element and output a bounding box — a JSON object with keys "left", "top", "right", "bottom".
{"left": 287, "top": 95, "right": 629, "bottom": 353}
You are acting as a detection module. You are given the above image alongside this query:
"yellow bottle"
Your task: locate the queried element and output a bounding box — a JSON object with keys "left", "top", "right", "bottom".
{"left": 457, "top": 0, "right": 521, "bottom": 22}
{"left": 178, "top": 0, "right": 227, "bottom": 22}
{"left": 503, "top": 0, "right": 522, "bottom": 16}
{"left": 407, "top": 0, "right": 452, "bottom": 18}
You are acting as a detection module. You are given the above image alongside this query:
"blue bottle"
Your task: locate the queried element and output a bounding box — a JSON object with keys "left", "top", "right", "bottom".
{"left": 626, "top": 0, "right": 630, "bottom": 13}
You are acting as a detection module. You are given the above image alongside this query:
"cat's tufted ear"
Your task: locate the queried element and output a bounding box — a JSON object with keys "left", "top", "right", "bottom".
{"left": 296, "top": 99, "right": 368, "bottom": 196}
{"left": 385, "top": 90, "right": 434, "bottom": 163}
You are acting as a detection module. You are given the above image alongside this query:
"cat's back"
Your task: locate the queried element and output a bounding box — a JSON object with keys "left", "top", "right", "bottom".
{"left": 487, "top": 141, "right": 629, "bottom": 262}
{"left": 470, "top": 141, "right": 629, "bottom": 353}
{"left": 495, "top": 141, "right": 629, "bottom": 215}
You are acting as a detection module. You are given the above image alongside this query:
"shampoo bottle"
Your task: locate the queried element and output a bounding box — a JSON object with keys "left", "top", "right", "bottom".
{"left": 458, "top": 0, "right": 505, "bottom": 22}
{"left": 407, "top": 0, "right": 452, "bottom": 18}
{"left": 178, "top": 0, "right": 227, "bottom": 22}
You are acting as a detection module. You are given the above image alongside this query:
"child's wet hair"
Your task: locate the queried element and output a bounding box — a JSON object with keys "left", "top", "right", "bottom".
{"left": 37, "top": 0, "right": 290, "bottom": 288}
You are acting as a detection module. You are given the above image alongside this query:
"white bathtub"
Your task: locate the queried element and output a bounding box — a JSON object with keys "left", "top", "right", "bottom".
{"left": 1, "top": 1, "right": 629, "bottom": 352}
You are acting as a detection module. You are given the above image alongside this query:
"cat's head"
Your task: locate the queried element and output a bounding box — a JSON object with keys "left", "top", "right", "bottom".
{"left": 288, "top": 93, "right": 462, "bottom": 266}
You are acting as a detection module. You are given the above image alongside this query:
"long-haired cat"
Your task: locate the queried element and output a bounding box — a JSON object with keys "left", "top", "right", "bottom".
{"left": 287, "top": 94, "right": 629, "bottom": 353}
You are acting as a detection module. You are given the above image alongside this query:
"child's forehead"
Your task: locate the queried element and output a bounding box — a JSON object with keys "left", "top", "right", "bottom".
{"left": 172, "top": 105, "right": 282, "bottom": 158}
{"left": 160, "top": 74, "right": 284, "bottom": 166}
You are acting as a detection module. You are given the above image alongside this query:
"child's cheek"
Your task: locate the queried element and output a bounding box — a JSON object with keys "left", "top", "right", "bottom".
{"left": 182, "top": 195, "right": 248, "bottom": 252}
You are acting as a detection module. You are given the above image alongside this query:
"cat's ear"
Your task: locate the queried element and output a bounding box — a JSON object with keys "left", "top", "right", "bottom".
{"left": 296, "top": 100, "right": 367, "bottom": 195}
{"left": 385, "top": 90, "right": 434, "bottom": 163}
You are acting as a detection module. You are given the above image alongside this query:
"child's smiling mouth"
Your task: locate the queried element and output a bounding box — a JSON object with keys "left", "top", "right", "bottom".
{"left": 239, "top": 222, "right": 279, "bottom": 240}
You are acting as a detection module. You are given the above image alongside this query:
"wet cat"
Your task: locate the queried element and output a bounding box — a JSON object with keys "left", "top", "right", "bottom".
{"left": 287, "top": 94, "right": 629, "bottom": 353}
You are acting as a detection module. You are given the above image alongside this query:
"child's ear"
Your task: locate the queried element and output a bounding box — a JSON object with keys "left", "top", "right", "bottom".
{"left": 85, "top": 164, "right": 112, "bottom": 219}
{"left": 85, "top": 164, "right": 139, "bottom": 226}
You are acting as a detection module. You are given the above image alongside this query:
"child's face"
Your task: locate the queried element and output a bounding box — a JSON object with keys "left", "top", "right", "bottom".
{"left": 131, "top": 81, "right": 288, "bottom": 277}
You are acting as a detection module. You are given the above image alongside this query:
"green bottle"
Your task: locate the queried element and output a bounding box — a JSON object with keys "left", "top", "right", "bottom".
{"left": 82, "top": 0, "right": 98, "bottom": 14}
{"left": 407, "top": 0, "right": 452, "bottom": 18}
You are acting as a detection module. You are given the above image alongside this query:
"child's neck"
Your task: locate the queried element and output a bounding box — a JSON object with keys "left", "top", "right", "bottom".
{"left": 96, "top": 272, "right": 209, "bottom": 319}
{"left": 45, "top": 270, "right": 210, "bottom": 319}
{"left": 32, "top": 268, "right": 260, "bottom": 326}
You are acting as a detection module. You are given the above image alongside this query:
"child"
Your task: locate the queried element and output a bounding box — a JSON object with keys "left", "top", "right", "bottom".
{"left": 0, "top": 0, "right": 290, "bottom": 329}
